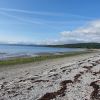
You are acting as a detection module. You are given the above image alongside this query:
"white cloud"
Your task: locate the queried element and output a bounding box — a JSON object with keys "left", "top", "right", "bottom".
{"left": 31, "top": 20, "right": 100, "bottom": 45}
{"left": 60, "top": 20, "right": 100, "bottom": 44}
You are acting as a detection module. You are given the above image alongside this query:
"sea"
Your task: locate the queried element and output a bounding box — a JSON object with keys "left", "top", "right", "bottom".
{"left": 0, "top": 44, "right": 84, "bottom": 60}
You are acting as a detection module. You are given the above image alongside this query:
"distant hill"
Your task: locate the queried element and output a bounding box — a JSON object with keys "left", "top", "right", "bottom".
{"left": 45, "top": 43, "right": 100, "bottom": 49}
{"left": 1, "top": 42, "right": 100, "bottom": 49}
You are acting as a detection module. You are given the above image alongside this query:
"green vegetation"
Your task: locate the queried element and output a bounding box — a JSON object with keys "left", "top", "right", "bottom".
{"left": 0, "top": 51, "right": 92, "bottom": 66}
{"left": 46, "top": 43, "right": 100, "bottom": 49}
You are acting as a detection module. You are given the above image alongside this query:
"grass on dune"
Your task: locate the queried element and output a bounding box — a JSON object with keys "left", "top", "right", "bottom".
{"left": 0, "top": 51, "right": 92, "bottom": 66}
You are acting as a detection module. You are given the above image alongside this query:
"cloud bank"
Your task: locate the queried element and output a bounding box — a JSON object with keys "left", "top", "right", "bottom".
{"left": 59, "top": 20, "right": 100, "bottom": 44}
{"left": 38, "top": 20, "right": 100, "bottom": 45}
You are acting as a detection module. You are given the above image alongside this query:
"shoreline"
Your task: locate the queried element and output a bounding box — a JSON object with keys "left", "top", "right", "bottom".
{"left": 0, "top": 49, "right": 85, "bottom": 61}
{"left": 0, "top": 50, "right": 94, "bottom": 66}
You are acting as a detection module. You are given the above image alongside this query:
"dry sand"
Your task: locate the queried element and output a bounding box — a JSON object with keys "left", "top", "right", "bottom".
{"left": 0, "top": 52, "right": 100, "bottom": 100}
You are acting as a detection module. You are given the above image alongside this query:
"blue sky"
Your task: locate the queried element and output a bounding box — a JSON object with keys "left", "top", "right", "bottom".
{"left": 0, "top": 0, "right": 100, "bottom": 44}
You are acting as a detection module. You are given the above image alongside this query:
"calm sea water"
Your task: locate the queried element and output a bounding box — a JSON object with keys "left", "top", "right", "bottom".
{"left": 0, "top": 44, "right": 84, "bottom": 59}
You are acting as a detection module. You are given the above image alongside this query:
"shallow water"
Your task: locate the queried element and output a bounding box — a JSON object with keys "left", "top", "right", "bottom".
{"left": 0, "top": 44, "right": 84, "bottom": 59}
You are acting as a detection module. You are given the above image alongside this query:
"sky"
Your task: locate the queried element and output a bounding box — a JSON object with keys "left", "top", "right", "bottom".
{"left": 0, "top": 0, "right": 100, "bottom": 44}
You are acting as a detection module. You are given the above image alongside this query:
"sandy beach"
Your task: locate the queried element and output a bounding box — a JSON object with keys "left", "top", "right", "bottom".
{"left": 0, "top": 52, "right": 100, "bottom": 100}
